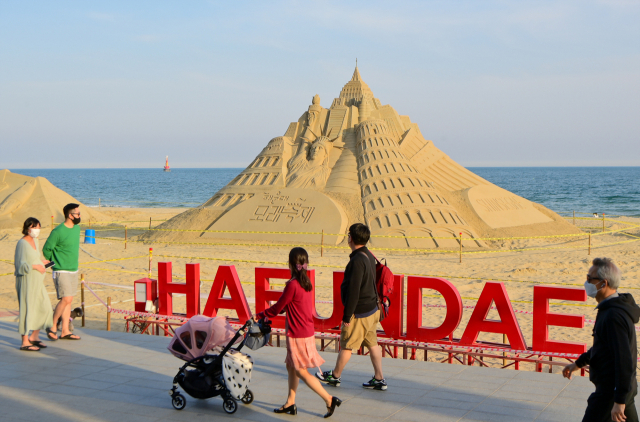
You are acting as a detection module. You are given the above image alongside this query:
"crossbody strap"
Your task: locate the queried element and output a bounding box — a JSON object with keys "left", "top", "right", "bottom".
{"left": 358, "top": 251, "right": 380, "bottom": 304}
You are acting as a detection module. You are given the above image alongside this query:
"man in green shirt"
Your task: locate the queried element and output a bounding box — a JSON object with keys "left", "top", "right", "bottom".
{"left": 43, "top": 203, "right": 82, "bottom": 340}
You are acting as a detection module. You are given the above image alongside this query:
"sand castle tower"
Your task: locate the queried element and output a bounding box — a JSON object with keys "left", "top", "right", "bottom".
{"left": 152, "top": 66, "right": 578, "bottom": 247}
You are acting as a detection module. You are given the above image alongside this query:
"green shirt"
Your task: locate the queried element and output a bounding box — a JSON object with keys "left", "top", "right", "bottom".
{"left": 42, "top": 224, "right": 80, "bottom": 272}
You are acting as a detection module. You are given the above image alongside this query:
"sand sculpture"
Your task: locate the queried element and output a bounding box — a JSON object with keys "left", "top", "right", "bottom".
{"left": 0, "top": 170, "right": 107, "bottom": 230}
{"left": 149, "top": 67, "right": 579, "bottom": 247}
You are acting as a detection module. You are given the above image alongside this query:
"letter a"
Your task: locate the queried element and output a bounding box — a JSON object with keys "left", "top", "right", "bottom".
{"left": 202, "top": 265, "right": 252, "bottom": 322}
{"left": 460, "top": 282, "right": 527, "bottom": 350}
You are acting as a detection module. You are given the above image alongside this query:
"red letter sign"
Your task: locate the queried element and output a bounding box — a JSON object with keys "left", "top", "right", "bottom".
{"left": 158, "top": 262, "right": 200, "bottom": 317}
{"left": 460, "top": 282, "right": 527, "bottom": 350}
{"left": 255, "top": 267, "right": 317, "bottom": 330}
{"left": 313, "top": 271, "right": 344, "bottom": 332}
{"left": 532, "top": 286, "right": 587, "bottom": 354}
{"left": 202, "top": 265, "right": 252, "bottom": 322}
{"left": 406, "top": 276, "right": 462, "bottom": 342}
{"left": 380, "top": 274, "right": 405, "bottom": 339}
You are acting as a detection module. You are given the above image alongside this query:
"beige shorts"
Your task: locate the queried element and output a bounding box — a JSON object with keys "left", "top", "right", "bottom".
{"left": 340, "top": 310, "right": 380, "bottom": 351}
{"left": 53, "top": 271, "right": 78, "bottom": 300}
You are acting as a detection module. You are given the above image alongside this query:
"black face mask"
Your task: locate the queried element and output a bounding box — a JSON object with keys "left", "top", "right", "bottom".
{"left": 71, "top": 217, "right": 81, "bottom": 225}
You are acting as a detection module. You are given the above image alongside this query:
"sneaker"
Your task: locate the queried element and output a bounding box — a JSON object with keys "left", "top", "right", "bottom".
{"left": 315, "top": 370, "right": 341, "bottom": 387}
{"left": 362, "top": 376, "right": 387, "bottom": 391}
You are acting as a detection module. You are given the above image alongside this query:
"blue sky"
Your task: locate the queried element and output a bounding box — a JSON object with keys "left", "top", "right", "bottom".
{"left": 1, "top": 1, "right": 639, "bottom": 168}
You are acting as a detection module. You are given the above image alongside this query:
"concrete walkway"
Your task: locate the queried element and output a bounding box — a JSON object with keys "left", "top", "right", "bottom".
{"left": 0, "top": 320, "right": 623, "bottom": 422}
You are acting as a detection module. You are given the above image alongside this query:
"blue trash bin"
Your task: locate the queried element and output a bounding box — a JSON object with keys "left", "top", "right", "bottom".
{"left": 84, "top": 229, "right": 95, "bottom": 244}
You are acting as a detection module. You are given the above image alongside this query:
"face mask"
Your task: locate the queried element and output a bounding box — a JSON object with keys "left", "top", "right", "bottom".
{"left": 71, "top": 217, "right": 81, "bottom": 225}
{"left": 584, "top": 280, "right": 601, "bottom": 298}
{"left": 29, "top": 228, "right": 40, "bottom": 238}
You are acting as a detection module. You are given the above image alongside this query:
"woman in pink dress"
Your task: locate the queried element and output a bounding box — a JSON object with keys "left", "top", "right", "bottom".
{"left": 256, "top": 247, "right": 341, "bottom": 418}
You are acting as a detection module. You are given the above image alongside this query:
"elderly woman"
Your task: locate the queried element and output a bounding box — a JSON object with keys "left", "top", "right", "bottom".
{"left": 14, "top": 217, "right": 53, "bottom": 351}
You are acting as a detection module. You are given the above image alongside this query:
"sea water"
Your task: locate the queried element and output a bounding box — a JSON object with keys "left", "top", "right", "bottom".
{"left": 9, "top": 167, "right": 640, "bottom": 217}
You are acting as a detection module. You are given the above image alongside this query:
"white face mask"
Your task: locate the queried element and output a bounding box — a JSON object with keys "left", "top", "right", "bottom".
{"left": 29, "top": 228, "right": 40, "bottom": 239}
{"left": 584, "top": 280, "right": 601, "bottom": 298}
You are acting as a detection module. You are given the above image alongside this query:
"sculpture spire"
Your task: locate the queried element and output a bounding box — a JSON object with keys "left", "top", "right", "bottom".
{"left": 339, "top": 63, "right": 372, "bottom": 104}
{"left": 351, "top": 61, "right": 362, "bottom": 82}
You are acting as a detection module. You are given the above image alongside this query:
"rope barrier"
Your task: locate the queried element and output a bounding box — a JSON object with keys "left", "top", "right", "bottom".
{"left": 63, "top": 215, "right": 640, "bottom": 242}
{"left": 72, "top": 223, "right": 640, "bottom": 241}
{"left": 82, "top": 222, "right": 639, "bottom": 254}
{"left": 81, "top": 255, "right": 148, "bottom": 265}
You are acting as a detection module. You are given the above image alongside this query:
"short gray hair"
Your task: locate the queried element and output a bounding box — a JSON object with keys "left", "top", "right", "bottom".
{"left": 592, "top": 257, "right": 622, "bottom": 289}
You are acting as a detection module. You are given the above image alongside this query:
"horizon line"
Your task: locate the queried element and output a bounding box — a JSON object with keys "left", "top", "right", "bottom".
{"left": 5, "top": 165, "right": 640, "bottom": 170}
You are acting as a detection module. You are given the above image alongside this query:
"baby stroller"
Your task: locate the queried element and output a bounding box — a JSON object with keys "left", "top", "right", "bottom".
{"left": 167, "top": 316, "right": 271, "bottom": 414}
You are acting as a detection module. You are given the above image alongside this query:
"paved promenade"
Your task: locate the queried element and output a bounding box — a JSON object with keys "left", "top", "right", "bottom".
{"left": 0, "top": 320, "right": 621, "bottom": 422}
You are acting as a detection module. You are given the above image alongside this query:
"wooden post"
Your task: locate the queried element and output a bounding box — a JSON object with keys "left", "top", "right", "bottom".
{"left": 602, "top": 213, "right": 605, "bottom": 233}
{"left": 51, "top": 215, "right": 54, "bottom": 228}
{"left": 573, "top": 210, "right": 575, "bottom": 225}
{"left": 149, "top": 217, "right": 152, "bottom": 230}
{"left": 321, "top": 229, "right": 324, "bottom": 257}
{"left": 124, "top": 225, "right": 127, "bottom": 249}
{"left": 98, "top": 198, "right": 101, "bottom": 208}
{"left": 588, "top": 232, "right": 591, "bottom": 255}
{"left": 107, "top": 297, "right": 111, "bottom": 331}
{"left": 459, "top": 233, "right": 462, "bottom": 263}
{"left": 81, "top": 274, "right": 85, "bottom": 327}
{"left": 148, "top": 248, "right": 153, "bottom": 277}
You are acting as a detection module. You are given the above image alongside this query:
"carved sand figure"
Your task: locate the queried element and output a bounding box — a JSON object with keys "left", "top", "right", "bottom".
{"left": 146, "top": 65, "right": 580, "bottom": 248}
{"left": 286, "top": 136, "right": 334, "bottom": 189}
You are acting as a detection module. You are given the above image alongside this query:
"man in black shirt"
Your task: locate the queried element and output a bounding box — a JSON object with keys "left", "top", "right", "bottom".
{"left": 316, "top": 223, "right": 387, "bottom": 390}
{"left": 563, "top": 257, "right": 640, "bottom": 422}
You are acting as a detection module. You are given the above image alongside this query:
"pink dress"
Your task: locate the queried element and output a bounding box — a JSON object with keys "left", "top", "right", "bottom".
{"left": 257, "top": 278, "right": 325, "bottom": 369}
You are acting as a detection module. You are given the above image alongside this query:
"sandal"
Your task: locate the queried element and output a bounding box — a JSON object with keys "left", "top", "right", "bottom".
{"left": 60, "top": 334, "right": 81, "bottom": 340}
{"left": 46, "top": 328, "right": 58, "bottom": 341}
{"left": 20, "top": 345, "right": 40, "bottom": 352}
{"left": 30, "top": 340, "right": 47, "bottom": 349}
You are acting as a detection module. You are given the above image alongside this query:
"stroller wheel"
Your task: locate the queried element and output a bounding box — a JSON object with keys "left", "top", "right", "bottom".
{"left": 171, "top": 393, "right": 187, "bottom": 410}
{"left": 241, "top": 389, "right": 254, "bottom": 405}
{"left": 223, "top": 398, "right": 238, "bottom": 414}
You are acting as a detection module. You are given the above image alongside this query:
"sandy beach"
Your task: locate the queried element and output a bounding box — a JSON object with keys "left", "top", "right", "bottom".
{"left": 1, "top": 206, "right": 638, "bottom": 374}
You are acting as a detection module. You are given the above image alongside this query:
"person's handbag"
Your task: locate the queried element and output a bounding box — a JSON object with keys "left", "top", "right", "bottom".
{"left": 244, "top": 318, "right": 272, "bottom": 350}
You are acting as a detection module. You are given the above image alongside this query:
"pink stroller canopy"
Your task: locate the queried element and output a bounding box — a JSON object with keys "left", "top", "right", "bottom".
{"left": 168, "top": 315, "right": 238, "bottom": 361}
